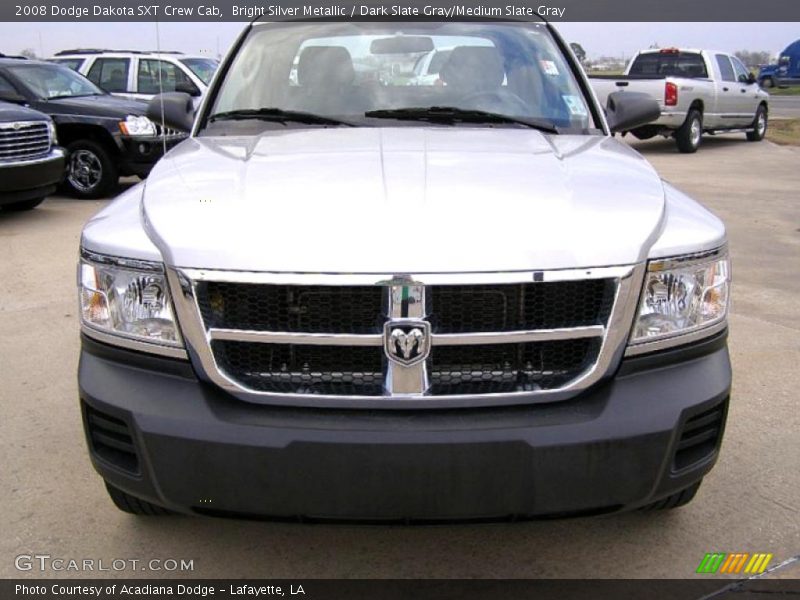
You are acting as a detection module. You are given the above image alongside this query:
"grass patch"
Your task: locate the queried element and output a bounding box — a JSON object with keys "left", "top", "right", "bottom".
{"left": 767, "top": 86, "right": 800, "bottom": 96}
{"left": 767, "top": 118, "right": 800, "bottom": 145}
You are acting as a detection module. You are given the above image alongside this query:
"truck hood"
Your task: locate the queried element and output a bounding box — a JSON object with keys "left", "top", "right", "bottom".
{"left": 46, "top": 94, "right": 146, "bottom": 118}
{"left": 142, "top": 128, "right": 667, "bottom": 273}
{"left": 0, "top": 100, "right": 49, "bottom": 121}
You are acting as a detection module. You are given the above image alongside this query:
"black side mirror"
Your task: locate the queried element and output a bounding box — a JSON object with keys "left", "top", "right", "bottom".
{"left": 0, "top": 90, "right": 27, "bottom": 104}
{"left": 606, "top": 91, "right": 661, "bottom": 133}
{"left": 147, "top": 92, "right": 194, "bottom": 132}
{"left": 175, "top": 81, "right": 201, "bottom": 97}
{"left": 747, "top": 73, "right": 757, "bottom": 85}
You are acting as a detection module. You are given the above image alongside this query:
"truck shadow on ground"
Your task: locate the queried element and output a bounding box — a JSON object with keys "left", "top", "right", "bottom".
{"left": 118, "top": 508, "right": 691, "bottom": 578}
{"left": 627, "top": 134, "right": 755, "bottom": 155}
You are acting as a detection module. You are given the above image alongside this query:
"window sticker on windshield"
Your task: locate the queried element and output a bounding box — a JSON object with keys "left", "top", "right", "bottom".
{"left": 562, "top": 95, "right": 588, "bottom": 116}
{"left": 540, "top": 60, "right": 559, "bottom": 76}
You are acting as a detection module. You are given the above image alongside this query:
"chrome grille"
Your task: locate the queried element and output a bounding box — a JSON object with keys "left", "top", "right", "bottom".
{"left": 175, "top": 266, "right": 641, "bottom": 406}
{"left": 154, "top": 123, "right": 186, "bottom": 139}
{"left": 0, "top": 121, "right": 51, "bottom": 162}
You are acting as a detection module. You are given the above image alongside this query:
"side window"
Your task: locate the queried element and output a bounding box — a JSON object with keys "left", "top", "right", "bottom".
{"left": 138, "top": 60, "right": 197, "bottom": 94}
{"left": 0, "top": 75, "right": 17, "bottom": 93}
{"left": 731, "top": 57, "right": 751, "bottom": 83}
{"left": 715, "top": 54, "right": 735, "bottom": 82}
{"left": 86, "top": 58, "right": 130, "bottom": 93}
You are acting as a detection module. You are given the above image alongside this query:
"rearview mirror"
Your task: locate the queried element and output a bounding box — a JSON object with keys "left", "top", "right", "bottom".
{"left": 605, "top": 91, "right": 661, "bottom": 133}
{"left": 370, "top": 36, "right": 434, "bottom": 55}
{"left": 739, "top": 73, "right": 757, "bottom": 84}
{"left": 0, "top": 90, "right": 27, "bottom": 104}
{"left": 146, "top": 92, "right": 194, "bottom": 132}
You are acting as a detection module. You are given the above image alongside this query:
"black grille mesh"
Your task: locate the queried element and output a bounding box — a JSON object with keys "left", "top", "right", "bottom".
{"left": 430, "top": 339, "right": 600, "bottom": 395}
{"left": 430, "top": 280, "right": 615, "bottom": 333}
{"left": 197, "top": 283, "right": 384, "bottom": 334}
{"left": 213, "top": 341, "right": 384, "bottom": 396}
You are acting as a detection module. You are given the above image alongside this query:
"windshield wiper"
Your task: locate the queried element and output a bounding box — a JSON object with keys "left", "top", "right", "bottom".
{"left": 48, "top": 92, "right": 104, "bottom": 100}
{"left": 208, "top": 108, "right": 354, "bottom": 127}
{"left": 364, "top": 106, "right": 559, "bottom": 134}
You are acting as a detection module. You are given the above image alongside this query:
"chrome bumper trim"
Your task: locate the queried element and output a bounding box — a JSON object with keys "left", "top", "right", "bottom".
{"left": 81, "top": 324, "right": 188, "bottom": 360}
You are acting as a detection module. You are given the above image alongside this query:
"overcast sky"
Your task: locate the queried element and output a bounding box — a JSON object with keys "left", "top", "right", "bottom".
{"left": 1, "top": 22, "right": 798, "bottom": 61}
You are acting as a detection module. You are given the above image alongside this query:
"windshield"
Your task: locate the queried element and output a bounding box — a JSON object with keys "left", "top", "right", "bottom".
{"left": 180, "top": 58, "right": 218, "bottom": 84}
{"left": 7, "top": 63, "right": 103, "bottom": 99}
{"left": 206, "top": 21, "right": 596, "bottom": 132}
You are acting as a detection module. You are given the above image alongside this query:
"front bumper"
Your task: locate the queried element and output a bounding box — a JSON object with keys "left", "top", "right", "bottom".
{"left": 118, "top": 135, "right": 184, "bottom": 178}
{"left": 79, "top": 332, "right": 731, "bottom": 521}
{"left": 0, "top": 148, "right": 65, "bottom": 204}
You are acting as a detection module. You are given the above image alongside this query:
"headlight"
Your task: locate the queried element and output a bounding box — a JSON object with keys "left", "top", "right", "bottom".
{"left": 47, "top": 120, "right": 58, "bottom": 145}
{"left": 629, "top": 249, "right": 730, "bottom": 346}
{"left": 79, "top": 254, "right": 181, "bottom": 348}
{"left": 119, "top": 115, "right": 156, "bottom": 136}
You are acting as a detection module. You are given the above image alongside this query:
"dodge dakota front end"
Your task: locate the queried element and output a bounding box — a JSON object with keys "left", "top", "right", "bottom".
{"left": 77, "top": 19, "right": 731, "bottom": 520}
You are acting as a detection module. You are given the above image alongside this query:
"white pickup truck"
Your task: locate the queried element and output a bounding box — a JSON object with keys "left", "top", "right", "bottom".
{"left": 591, "top": 48, "right": 769, "bottom": 152}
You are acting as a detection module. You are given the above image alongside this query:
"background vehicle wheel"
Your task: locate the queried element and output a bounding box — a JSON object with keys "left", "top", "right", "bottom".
{"left": 747, "top": 105, "right": 768, "bottom": 142}
{"left": 675, "top": 109, "right": 703, "bottom": 153}
{"left": 65, "top": 140, "right": 118, "bottom": 199}
{"left": 640, "top": 481, "right": 701, "bottom": 511}
{"left": 2, "top": 197, "right": 44, "bottom": 211}
{"left": 760, "top": 77, "right": 774, "bottom": 89}
{"left": 105, "top": 482, "right": 173, "bottom": 516}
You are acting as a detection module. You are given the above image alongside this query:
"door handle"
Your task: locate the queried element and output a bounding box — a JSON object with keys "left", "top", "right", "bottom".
{"left": 741, "top": 89, "right": 747, "bottom": 93}
{"left": 722, "top": 87, "right": 729, "bottom": 92}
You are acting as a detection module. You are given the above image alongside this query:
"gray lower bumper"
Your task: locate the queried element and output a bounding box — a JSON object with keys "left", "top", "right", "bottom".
{"left": 78, "top": 334, "right": 731, "bottom": 520}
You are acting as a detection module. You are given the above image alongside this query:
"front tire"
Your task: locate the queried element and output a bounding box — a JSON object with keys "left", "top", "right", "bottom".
{"left": 105, "top": 482, "right": 173, "bottom": 516}
{"left": 2, "top": 197, "right": 44, "bottom": 211}
{"left": 760, "top": 77, "right": 774, "bottom": 89}
{"left": 746, "top": 105, "right": 768, "bottom": 142}
{"left": 65, "top": 140, "right": 118, "bottom": 199}
{"left": 675, "top": 109, "right": 703, "bottom": 153}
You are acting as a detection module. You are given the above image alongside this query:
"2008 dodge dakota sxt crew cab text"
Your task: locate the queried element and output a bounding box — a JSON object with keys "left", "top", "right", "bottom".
{"left": 77, "top": 19, "right": 732, "bottom": 520}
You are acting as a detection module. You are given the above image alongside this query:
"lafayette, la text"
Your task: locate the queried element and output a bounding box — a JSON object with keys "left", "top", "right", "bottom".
{"left": 16, "top": 583, "right": 305, "bottom": 597}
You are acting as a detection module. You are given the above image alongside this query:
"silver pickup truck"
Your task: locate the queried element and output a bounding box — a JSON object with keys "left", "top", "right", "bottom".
{"left": 591, "top": 48, "right": 769, "bottom": 152}
{"left": 77, "top": 20, "right": 732, "bottom": 521}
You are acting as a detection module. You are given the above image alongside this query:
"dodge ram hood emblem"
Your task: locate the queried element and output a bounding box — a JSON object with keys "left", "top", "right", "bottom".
{"left": 384, "top": 321, "right": 431, "bottom": 366}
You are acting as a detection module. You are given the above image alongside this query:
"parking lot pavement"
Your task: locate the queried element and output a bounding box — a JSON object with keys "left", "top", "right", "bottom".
{"left": 769, "top": 95, "right": 800, "bottom": 119}
{"left": 1, "top": 135, "right": 798, "bottom": 580}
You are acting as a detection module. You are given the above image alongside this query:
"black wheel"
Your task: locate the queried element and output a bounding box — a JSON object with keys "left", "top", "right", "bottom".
{"left": 65, "top": 140, "right": 118, "bottom": 199}
{"left": 2, "top": 197, "right": 44, "bottom": 211}
{"left": 760, "top": 77, "right": 774, "bottom": 89}
{"left": 675, "top": 109, "right": 703, "bottom": 153}
{"left": 746, "top": 105, "right": 768, "bottom": 142}
{"left": 105, "top": 482, "right": 173, "bottom": 516}
{"left": 640, "top": 481, "right": 701, "bottom": 511}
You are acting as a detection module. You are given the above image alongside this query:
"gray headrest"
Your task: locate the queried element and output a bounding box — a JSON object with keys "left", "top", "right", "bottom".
{"left": 440, "top": 46, "right": 505, "bottom": 90}
{"left": 297, "top": 46, "right": 355, "bottom": 87}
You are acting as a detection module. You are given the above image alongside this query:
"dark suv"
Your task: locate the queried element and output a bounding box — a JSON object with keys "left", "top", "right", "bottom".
{"left": 0, "top": 58, "right": 184, "bottom": 198}
{"left": 0, "top": 101, "right": 64, "bottom": 211}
